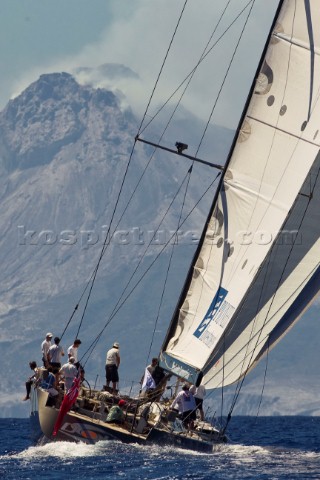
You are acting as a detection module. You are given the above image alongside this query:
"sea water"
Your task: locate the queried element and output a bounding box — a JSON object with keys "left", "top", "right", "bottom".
{"left": 0, "top": 417, "right": 320, "bottom": 479}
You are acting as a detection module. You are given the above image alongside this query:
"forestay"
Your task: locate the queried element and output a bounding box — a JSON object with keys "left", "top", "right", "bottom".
{"left": 160, "top": 0, "right": 320, "bottom": 387}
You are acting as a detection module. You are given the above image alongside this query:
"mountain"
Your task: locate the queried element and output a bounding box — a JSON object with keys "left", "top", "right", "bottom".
{"left": 0, "top": 70, "right": 318, "bottom": 418}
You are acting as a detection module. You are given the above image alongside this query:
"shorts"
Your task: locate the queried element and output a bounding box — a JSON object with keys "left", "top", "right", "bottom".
{"left": 195, "top": 398, "right": 203, "bottom": 409}
{"left": 181, "top": 409, "right": 196, "bottom": 425}
{"left": 106, "top": 364, "right": 119, "bottom": 383}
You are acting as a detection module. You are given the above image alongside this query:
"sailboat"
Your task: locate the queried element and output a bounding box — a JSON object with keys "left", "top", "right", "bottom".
{"left": 31, "top": 0, "right": 320, "bottom": 452}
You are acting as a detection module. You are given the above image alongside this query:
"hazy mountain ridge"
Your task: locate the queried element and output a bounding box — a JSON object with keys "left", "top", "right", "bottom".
{"left": 0, "top": 70, "right": 228, "bottom": 417}
{"left": 0, "top": 69, "right": 318, "bottom": 418}
{"left": 0, "top": 74, "right": 131, "bottom": 309}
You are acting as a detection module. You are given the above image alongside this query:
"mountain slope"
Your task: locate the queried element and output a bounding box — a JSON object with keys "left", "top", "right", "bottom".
{"left": 0, "top": 71, "right": 318, "bottom": 418}
{"left": 0, "top": 72, "right": 233, "bottom": 416}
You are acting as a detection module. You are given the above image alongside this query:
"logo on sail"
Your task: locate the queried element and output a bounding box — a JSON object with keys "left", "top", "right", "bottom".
{"left": 193, "top": 287, "right": 234, "bottom": 346}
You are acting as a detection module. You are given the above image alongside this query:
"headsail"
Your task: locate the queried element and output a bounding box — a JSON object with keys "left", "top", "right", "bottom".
{"left": 160, "top": 0, "right": 320, "bottom": 387}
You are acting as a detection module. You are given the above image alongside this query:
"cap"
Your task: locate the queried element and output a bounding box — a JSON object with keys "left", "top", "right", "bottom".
{"left": 69, "top": 356, "right": 75, "bottom": 363}
{"left": 113, "top": 342, "right": 119, "bottom": 348}
{"left": 118, "top": 399, "right": 126, "bottom": 407}
{"left": 46, "top": 332, "right": 53, "bottom": 338}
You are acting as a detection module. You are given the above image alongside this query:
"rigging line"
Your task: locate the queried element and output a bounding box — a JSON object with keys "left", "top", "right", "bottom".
{"left": 230, "top": 252, "right": 275, "bottom": 406}
{"left": 103, "top": 11, "right": 231, "bottom": 252}
{"left": 69, "top": 140, "right": 136, "bottom": 338}
{"left": 229, "top": 185, "right": 295, "bottom": 404}
{"left": 224, "top": 173, "right": 319, "bottom": 421}
{"left": 225, "top": 1, "right": 297, "bottom": 287}
{"left": 59, "top": 299, "right": 81, "bottom": 340}
{"left": 99, "top": 149, "right": 161, "bottom": 261}
{"left": 145, "top": 166, "right": 193, "bottom": 364}
{"left": 221, "top": 338, "right": 271, "bottom": 435}
{"left": 91, "top": 24, "right": 221, "bottom": 286}
{"left": 176, "top": 2, "right": 258, "bottom": 401}
{"left": 135, "top": 0, "right": 258, "bottom": 358}
{"left": 140, "top": 0, "right": 233, "bottom": 146}
{"left": 81, "top": 184, "right": 195, "bottom": 369}
{"left": 99, "top": 150, "right": 168, "bottom": 262}
{"left": 107, "top": 30, "right": 203, "bottom": 266}
{"left": 66, "top": 10, "right": 205, "bottom": 335}
{"left": 80, "top": 171, "right": 222, "bottom": 365}
{"left": 84, "top": 59, "right": 227, "bottom": 358}
{"left": 140, "top": 5, "right": 227, "bottom": 162}
{"left": 60, "top": 253, "right": 109, "bottom": 339}
{"left": 304, "top": 0, "right": 315, "bottom": 122}
{"left": 220, "top": 334, "right": 226, "bottom": 426}
{"left": 77, "top": 36, "right": 231, "bottom": 337}
{"left": 136, "top": 0, "right": 189, "bottom": 136}
{"left": 101, "top": 59, "right": 198, "bottom": 264}
{"left": 195, "top": 0, "right": 256, "bottom": 156}
{"left": 139, "top": 0, "right": 255, "bottom": 136}
{"left": 201, "top": 269, "right": 320, "bottom": 415}
{"left": 80, "top": 167, "right": 193, "bottom": 366}
{"left": 184, "top": 0, "right": 256, "bottom": 337}
{"left": 104, "top": 10, "right": 320, "bottom": 308}
{"left": 254, "top": 337, "right": 270, "bottom": 421}
{"left": 225, "top": 251, "right": 276, "bottom": 415}
{"left": 204, "top": 260, "right": 320, "bottom": 391}
{"left": 107, "top": 168, "right": 192, "bottom": 312}
{"left": 61, "top": 145, "right": 139, "bottom": 341}
{"left": 61, "top": 259, "right": 103, "bottom": 340}
{"left": 62, "top": 142, "right": 139, "bottom": 341}
{"left": 74, "top": 140, "right": 138, "bottom": 340}
{"left": 139, "top": 7, "right": 244, "bottom": 356}
{"left": 228, "top": 127, "right": 320, "bottom": 401}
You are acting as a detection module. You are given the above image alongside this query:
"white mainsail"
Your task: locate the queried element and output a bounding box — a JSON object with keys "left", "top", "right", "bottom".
{"left": 160, "top": 0, "right": 320, "bottom": 387}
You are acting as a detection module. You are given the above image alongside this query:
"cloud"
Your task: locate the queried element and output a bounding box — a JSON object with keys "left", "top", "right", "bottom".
{"left": 9, "top": 0, "right": 279, "bottom": 129}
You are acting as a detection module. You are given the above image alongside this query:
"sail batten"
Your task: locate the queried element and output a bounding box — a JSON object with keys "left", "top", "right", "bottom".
{"left": 246, "top": 116, "right": 320, "bottom": 147}
{"left": 274, "top": 32, "right": 320, "bottom": 51}
{"left": 160, "top": 0, "right": 320, "bottom": 387}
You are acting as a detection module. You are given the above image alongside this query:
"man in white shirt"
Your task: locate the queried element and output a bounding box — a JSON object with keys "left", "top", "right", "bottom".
{"left": 59, "top": 357, "right": 78, "bottom": 392}
{"left": 105, "top": 342, "right": 120, "bottom": 394}
{"left": 190, "top": 384, "right": 206, "bottom": 421}
{"left": 171, "top": 384, "right": 196, "bottom": 430}
{"left": 140, "top": 357, "right": 158, "bottom": 389}
{"left": 67, "top": 339, "right": 81, "bottom": 367}
{"left": 41, "top": 332, "right": 53, "bottom": 367}
{"left": 48, "top": 336, "right": 65, "bottom": 379}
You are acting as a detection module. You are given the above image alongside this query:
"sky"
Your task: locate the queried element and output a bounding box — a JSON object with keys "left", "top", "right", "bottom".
{"left": 0, "top": 0, "right": 280, "bottom": 129}
{"left": 1, "top": 0, "right": 319, "bottom": 414}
